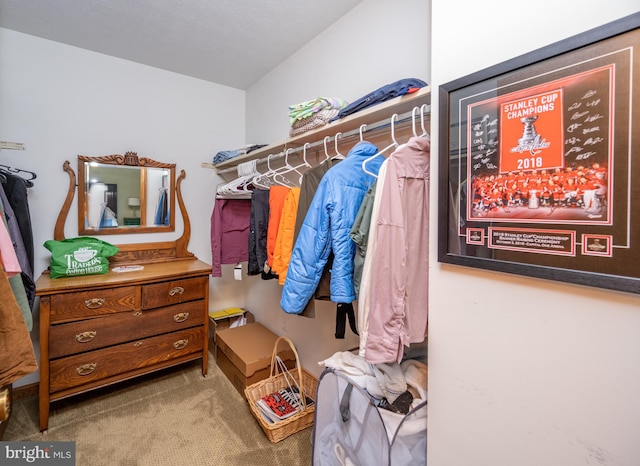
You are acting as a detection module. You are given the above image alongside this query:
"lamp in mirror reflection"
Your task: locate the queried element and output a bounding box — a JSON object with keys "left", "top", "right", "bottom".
{"left": 128, "top": 197, "right": 141, "bottom": 218}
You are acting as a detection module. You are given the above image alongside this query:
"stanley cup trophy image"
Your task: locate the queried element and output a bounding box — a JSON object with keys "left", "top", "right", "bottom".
{"left": 519, "top": 115, "right": 538, "bottom": 145}
{"left": 520, "top": 116, "right": 540, "bottom": 208}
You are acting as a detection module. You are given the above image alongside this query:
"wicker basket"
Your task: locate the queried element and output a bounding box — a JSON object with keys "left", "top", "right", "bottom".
{"left": 244, "top": 336, "right": 318, "bottom": 443}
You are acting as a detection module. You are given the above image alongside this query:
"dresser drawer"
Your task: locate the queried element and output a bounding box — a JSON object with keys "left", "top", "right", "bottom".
{"left": 50, "top": 286, "right": 137, "bottom": 323}
{"left": 49, "top": 326, "right": 204, "bottom": 393}
{"left": 141, "top": 276, "right": 207, "bottom": 310}
{"left": 49, "top": 300, "right": 206, "bottom": 359}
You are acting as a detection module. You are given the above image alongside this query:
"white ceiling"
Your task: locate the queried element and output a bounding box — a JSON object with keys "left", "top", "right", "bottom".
{"left": 0, "top": 0, "right": 364, "bottom": 90}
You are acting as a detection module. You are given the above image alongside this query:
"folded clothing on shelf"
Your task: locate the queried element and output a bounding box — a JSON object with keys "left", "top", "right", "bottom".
{"left": 288, "top": 97, "right": 347, "bottom": 125}
{"left": 212, "top": 144, "right": 268, "bottom": 164}
{"left": 330, "top": 78, "right": 428, "bottom": 122}
{"left": 289, "top": 108, "right": 341, "bottom": 137}
{"left": 288, "top": 97, "right": 348, "bottom": 137}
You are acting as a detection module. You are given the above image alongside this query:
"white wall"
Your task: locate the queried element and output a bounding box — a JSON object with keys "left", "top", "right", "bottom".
{"left": 0, "top": 28, "right": 246, "bottom": 386}
{"left": 247, "top": 0, "right": 431, "bottom": 143}
{"left": 429, "top": 2, "right": 640, "bottom": 466}
{"left": 243, "top": 0, "right": 431, "bottom": 374}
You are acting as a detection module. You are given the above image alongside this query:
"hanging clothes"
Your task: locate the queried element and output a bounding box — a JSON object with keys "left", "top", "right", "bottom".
{"left": 0, "top": 165, "right": 38, "bottom": 385}
{"left": 293, "top": 158, "right": 341, "bottom": 242}
{"left": 272, "top": 187, "right": 300, "bottom": 284}
{"left": 0, "top": 256, "right": 38, "bottom": 386}
{"left": 154, "top": 188, "right": 169, "bottom": 225}
{"left": 264, "top": 185, "right": 289, "bottom": 274}
{"left": 1, "top": 172, "right": 34, "bottom": 272}
{"left": 247, "top": 189, "right": 270, "bottom": 276}
{"left": 335, "top": 302, "right": 358, "bottom": 339}
{"left": 210, "top": 197, "right": 252, "bottom": 277}
{"left": 281, "top": 141, "right": 383, "bottom": 314}
{"left": 0, "top": 205, "right": 21, "bottom": 277}
{"left": 98, "top": 204, "right": 118, "bottom": 228}
{"left": 0, "top": 185, "right": 35, "bottom": 319}
{"left": 349, "top": 180, "right": 378, "bottom": 298}
{"left": 357, "top": 160, "right": 390, "bottom": 356}
{"left": 292, "top": 158, "right": 343, "bottom": 317}
{"left": 363, "top": 136, "right": 431, "bottom": 364}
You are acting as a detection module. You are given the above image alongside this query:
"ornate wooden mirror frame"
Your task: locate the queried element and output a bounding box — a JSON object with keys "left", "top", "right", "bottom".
{"left": 54, "top": 152, "right": 195, "bottom": 265}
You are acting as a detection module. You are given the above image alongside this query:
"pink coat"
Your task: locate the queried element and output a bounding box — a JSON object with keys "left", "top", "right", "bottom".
{"left": 364, "top": 136, "right": 430, "bottom": 364}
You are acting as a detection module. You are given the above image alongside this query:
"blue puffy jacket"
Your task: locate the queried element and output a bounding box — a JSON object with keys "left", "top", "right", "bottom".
{"left": 280, "top": 141, "right": 384, "bottom": 314}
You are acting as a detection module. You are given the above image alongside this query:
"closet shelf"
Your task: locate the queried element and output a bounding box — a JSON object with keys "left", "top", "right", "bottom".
{"left": 202, "top": 86, "right": 431, "bottom": 174}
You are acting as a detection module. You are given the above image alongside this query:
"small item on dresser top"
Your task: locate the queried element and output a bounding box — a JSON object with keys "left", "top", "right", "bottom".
{"left": 112, "top": 265, "right": 144, "bottom": 273}
{"left": 43, "top": 236, "right": 119, "bottom": 279}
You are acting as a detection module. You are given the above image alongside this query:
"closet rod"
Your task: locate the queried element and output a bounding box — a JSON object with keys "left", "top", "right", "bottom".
{"left": 217, "top": 104, "right": 430, "bottom": 176}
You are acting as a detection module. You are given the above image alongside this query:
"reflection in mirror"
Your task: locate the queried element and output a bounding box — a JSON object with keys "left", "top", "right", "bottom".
{"left": 78, "top": 152, "right": 176, "bottom": 235}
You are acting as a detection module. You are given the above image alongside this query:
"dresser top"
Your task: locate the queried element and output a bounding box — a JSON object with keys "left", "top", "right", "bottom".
{"left": 36, "top": 259, "right": 212, "bottom": 295}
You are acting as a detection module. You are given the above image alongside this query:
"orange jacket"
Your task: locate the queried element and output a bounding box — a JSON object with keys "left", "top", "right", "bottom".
{"left": 272, "top": 188, "right": 300, "bottom": 284}
{"left": 266, "top": 186, "right": 290, "bottom": 269}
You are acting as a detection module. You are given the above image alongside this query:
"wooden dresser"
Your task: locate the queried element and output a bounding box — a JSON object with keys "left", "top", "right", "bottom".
{"left": 36, "top": 156, "right": 211, "bottom": 431}
{"left": 36, "top": 260, "right": 210, "bottom": 431}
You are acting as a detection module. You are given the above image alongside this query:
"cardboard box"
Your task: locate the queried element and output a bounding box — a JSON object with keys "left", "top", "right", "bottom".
{"left": 215, "top": 322, "right": 295, "bottom": 398}
{"left": 208, "top": 310, "right": 255, "bottom": 356}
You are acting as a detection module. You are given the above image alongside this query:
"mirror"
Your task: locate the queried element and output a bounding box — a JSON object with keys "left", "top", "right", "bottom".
{"left": 77, "top": 152, "right": 176, "bottom": 235}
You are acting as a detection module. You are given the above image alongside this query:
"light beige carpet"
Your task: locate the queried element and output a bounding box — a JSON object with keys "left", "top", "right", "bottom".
{"left": 4, "top": 357, "right": 313, "bottom": 465}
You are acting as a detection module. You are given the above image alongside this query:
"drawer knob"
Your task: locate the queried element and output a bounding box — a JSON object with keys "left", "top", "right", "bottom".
{"left": 169, "top": 286, "right": 185, "bottom": 297}
{"left": 76, "top": 363, "right": 97, "bottom": 376}
{"left": 84, "top": 298, "right": 105, "bottom": 309}
{"left": 173, "top": 312, "right": 189, "bottom": 323}
{"left": 75, "top": 331, "right": 97, "bottom": 343}
{"left": 133, "top": 311, "right": 143, "bottom": 317}
{"left": 173, "top": 339, "right": 189, "bottom": 350}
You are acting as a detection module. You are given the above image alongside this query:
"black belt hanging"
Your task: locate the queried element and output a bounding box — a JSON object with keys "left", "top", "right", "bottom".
{"left": 335, "top": 302, "right": 358, "bottom": 339}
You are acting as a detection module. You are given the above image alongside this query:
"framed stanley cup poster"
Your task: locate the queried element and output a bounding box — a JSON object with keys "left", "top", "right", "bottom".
{"left": 438, "top": 12, "right": 640, "bottom": 294}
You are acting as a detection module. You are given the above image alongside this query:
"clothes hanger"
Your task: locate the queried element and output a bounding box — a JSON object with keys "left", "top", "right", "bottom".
{"left": 252, "top": 153, "right": 278, "bottom": 189}
{"left": 0, "top": 164, "right": 36, "bottom": 187}
{"left": 420, "top": 104, "right": 430, "bottom": 138}
{"left": 277, "top": 148, "right": 310, "bottom": 185}
{"left": 362, "top": 113, "right": 399, "bottom": 177}
{"left": 299, "top": 143, "right": 312, "bottom": 184}
{"left": 263, "top": 150, "right": 295, "bottom": 187}
{"left": 323, "top": 136, "right": 332, "bottom": 162}
{"left": 332, "top": 133, "right": 345, "bottom": 160}
{"left": 359, "top": 124, "right": 367, "bottom": 142}
{"left": 302, "top": 142, "right": 311, "bottom": 166}
{"left": 0, "top": 164, "right": 37, "bottom": 181}
{"left": 412, "top": 106, "right": 420, "bottom": 138}
{"left": 235, "top": 160, "right": 259, "bottom": 193}
{"left": 216, "top": 160, "right": 257, "bottom": 198}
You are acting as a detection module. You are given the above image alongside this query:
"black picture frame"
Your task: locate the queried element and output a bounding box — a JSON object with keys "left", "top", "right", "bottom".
{"left": 438, "top": 12, "right": 640, "bottom": 294}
